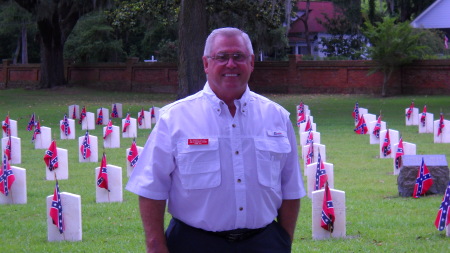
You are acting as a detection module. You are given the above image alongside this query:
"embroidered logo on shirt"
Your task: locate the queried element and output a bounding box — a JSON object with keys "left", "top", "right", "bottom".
{"left": 267, "top": 130, "right": 286, "bottom": 137}
{"left": 188, "top": 139, "right": 209, "bottom": 145}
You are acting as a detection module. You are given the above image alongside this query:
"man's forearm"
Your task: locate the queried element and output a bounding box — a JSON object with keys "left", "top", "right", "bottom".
{"left": 139, "top": 196, "right": 168, "bottom": 253}
{"left": 277, "top": 199, "right": 301, "bottom": 242}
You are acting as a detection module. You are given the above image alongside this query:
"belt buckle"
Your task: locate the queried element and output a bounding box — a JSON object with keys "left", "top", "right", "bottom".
{"left": 226, "top": 232, "right": 244, "bottom": 242}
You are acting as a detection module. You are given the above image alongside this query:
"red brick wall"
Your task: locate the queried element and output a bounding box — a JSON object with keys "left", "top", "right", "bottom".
{"left": 1, "top": 57, "right": 449, "bottom": 95}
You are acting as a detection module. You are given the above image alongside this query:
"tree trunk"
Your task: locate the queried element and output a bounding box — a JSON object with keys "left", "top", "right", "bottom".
{"left": 13, "top": 35, "right": 20, "bottom": 64}
{"left": 382, "top": 69, "right": 393, "bottom": 97}
{"left": 37, "top": 17, "right": 67, "bottom": 88}
{"left": 177, "top": 0, "right": 208, "bottom": 99}
{"left": 304, "top": 0, "right": 311, "bottom": 55}
{"left": 21, "top": 25, "right": 28, "bottom": 64}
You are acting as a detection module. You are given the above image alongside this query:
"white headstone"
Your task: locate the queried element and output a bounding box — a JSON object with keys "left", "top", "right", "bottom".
{"left": 306, "top": 162, "right": 334, "bottom": 198}
{"left": 111, "top": 103, "right": 123, "bottom": 118}
{"left": 138, "top": 111, "right": 151, "bottom": 129}
{"left": 47, "top": 192, "right": 82, "bottom": 241}
{"left": 68, "top": 105, "right": 79, "bottom": 120}
{"left": 392, "top": 141, "right": 416, "bottom": 175}
{"left": 358, "top": 107, "right": 368, "bottom": 115}
{"left": 302, "top": 143, "right": 326, "bottom": 171}
{"left": 97, "top": 108, "right": 110, "bottom": 126}
{"left": 0, "top": 166, "right": 26, "bottom": 205}
{"left": 368, "top": 120, "right": 386, "bottom": 144}
{"left": 78, "top": 135, "right": 98, "bottom": 163}
{"left": 82, "top": 112, "right": 95, "bottom": 130}
{"left": 418, "top": 113, "right": 434, "bottom": 133}
{"left": 95, "top": 165, "right": 123, "bottom": 203}
{"left": 2, "top": 119, "right": 17, "bottom": 137}
{"left": 299, "top": 121, "right": 316, "bottom": 134}
{"left": 434, "top": 119, "right": 450, "bottom": 143}
{"left": 405, "top": 107, "right": 419, "bottom": 125}
{"left": 312, "top": 188, "right": 346, "bottom": 240}
{"left": 363, "top": 114, "right": 376, "bottom": 124}
{"left": 122, "top": 117, "right": 137, "bottom": 138}
{"left": 150, "top": 107, "right": 161, "bottom": 124}
{"left": 46, "top": 148, "right": 69, "bottom": 180}
{"left": 296, "top": 104, "right": 310, "bottom": 116}
{"left": 2, "top": 136, "right": 21, "bottom": 164}
{"left": 103, "top": 125, "right": 120, "bottom": 148}
{"left": 379, "top": 129, "right": 399, "bottom": 158}
{"left": 300, "top": 131, "right": 321, "bottom": 157}
{"left": 126, "top": 145, "right": 143, "bottom": 177}
{"left": 59, "top": 118, "right": 75, "bottom": 140}
{"left": 34, "top": 126, "right": 52, "bottom": 149}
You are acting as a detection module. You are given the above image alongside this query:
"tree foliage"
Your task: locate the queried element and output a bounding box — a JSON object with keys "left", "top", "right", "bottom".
{"left": 363, "top": 16, "right": 427, "bottom": 96}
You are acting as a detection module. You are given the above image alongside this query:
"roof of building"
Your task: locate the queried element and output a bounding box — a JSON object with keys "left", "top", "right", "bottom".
{"left": 289, "top": 1, "right": 337, "bottom": 34}
{"left": 410, "top": 0, "right": 450, "bottom": 29}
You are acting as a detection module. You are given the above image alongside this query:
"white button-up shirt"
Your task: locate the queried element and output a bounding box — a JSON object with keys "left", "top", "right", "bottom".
{"left": 126, "top": 83, "right": 305, "bottom": 232}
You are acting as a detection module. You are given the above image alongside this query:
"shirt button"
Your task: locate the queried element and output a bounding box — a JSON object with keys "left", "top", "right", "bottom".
{"left": 217, "top": 109, "right": 220, "bottom": 112}
{"left": 232, "top": 124, "right": 236, "bottom": 128}
{"left": 239, "top": 207, "right": 244, "bottom": 211}
{"left": 242, "top": 110, "right": 245, "bottom": 113}
{"left": 235, "top": 151, "right": 239, "bottom": 155}
{"left": 237, "top": 179, "right": 241, "bottom": 183}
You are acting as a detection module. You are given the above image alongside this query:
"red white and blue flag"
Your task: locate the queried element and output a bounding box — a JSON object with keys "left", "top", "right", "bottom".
{"left": 127, "top": 139, "right": 139, "bottom": 168}
{"left": 435, "top": 181, "right": 450, "bottom": 231}
{"left": 104, "top": 120, "right": 113, "bottom": 139}
{"left": 50, "top": 179, "right": 64, "bottom": 234}
{"left": 304, "top": 116, "right": 312, "bottom": 132}
{"left": 354, "top": 115, "right": 368, "bottom": 134}
{"left": 314, "top": 152, "right": 327, "bottom": 191}
{"left": 72, "top": 106, "right": 77, "bottom": 119}
{"left": 2, "top": 114, "right": 10, "bottom": 137}
{"left": 44, "top": 140, "right": 59, "bottom": 171}
{"left": 306, "top": 129, "right": 314, "bottom": 144}
{"left": 373, "top": 115, "right": 382, "bottom": 138}
{"left": 321, "top": 183, "right": 335, "bottom": 232}
{"left": 306, "top": 141, "right": 314, "bottom": 165}
{"left": 352, "top": 102, "right": 359, "bottom": 124}
{"left": 96, "top": 108, "right": 104, "bottom": 125}
{"left": 79, "top": 106, "right": 86, "bottom": 124}
{"left": 413, "top": 158, "right": 433, "bottom": 198}
{"left": 151, "top": 106, "right": 156, "bottom": 120}
{"left": 32, "top": 120, "right": 41, "bottom": 142}
{"left": 382, "top": 129, "right": 391, "bottom": 157}
{"left": 420, "top": 105, "right": 427, "bottom": 127}
{"left": 297, "top": 102, "right": 306, "bottom": 127}
{"left": 395, "top": 137, "right": 404, "bottom": 170}
{"left": 405, "top": 101, "right": 414, "bottom": 120}
{"left": 138, "top": 108, "right": 145, "bottom": 126}
{"left": 0, "top": 152, "right": 15, "bottom": 196}
{"left": 123, "top": 113, "right": 131, "bottom": 133}
{"left": 97, "top": 153, "right": 109, "bottom": 191}
{"left": 60, "top": 114, "right": 71, "bottom": 136}
{"left": 111, "top": 104, "right": 119, "bottom": 118}
{"left": 27, "top": 113, "right": 35, "bottom": 131}
{"left": 438, "top": 113, "right": 445, "bottom": 136}
{"left": 80, "top": 130, "right": 91, "bottom": 159}
{"left": 5, "top": 136, "right": 11, "bottom": 161}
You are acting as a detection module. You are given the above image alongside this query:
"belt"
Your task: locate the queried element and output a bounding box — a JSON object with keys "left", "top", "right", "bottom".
{"left": 174, "top": 218, "right": 269, "bottom": 242}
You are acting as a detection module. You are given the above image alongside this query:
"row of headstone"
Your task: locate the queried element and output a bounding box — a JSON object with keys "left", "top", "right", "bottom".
{"left": 296, "top": 102, "right": 346, "bottom": 240}
{"left": 404, "top": 103, "right": 450, "bottom": 143}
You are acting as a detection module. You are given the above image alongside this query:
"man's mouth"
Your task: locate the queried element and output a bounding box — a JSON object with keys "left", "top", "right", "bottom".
{"left": 224, "top": 74, "right": 239, "bottom": 77}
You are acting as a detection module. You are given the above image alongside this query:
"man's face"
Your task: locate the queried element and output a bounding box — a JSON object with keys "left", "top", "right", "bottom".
{"left": 202, "top": 35, "right": 254, "bottom": 101}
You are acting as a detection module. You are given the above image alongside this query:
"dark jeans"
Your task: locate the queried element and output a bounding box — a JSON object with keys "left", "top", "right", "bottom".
{"left": 166, "top": 218, "right": 292, "bottom": 253}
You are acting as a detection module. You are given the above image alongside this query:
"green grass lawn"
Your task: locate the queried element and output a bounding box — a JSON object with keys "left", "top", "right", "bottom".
{"left": 1, "top": 88, "right": 450, "bottom": 252}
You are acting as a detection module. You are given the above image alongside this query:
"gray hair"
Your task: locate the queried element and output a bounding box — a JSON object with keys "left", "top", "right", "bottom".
{"left": 203, "top": 27, "right": 254, "bottom": 56}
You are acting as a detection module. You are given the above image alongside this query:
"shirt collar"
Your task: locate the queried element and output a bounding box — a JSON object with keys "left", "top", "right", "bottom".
{"left": 203, "top": 82, "right": 251, "bottom": 116}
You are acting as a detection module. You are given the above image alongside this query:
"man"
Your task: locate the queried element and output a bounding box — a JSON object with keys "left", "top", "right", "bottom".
{"left": 126, "top": 27, "right": 305, "bottom": 253}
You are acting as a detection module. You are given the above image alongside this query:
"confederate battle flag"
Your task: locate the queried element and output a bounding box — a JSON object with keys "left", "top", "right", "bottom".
{"left": 0, "top": 152, "right": 15, "bottom": 197}
{"left": 420, "top": 105, "right": 427, "bottom": 127}
{"left": 138, "top": 108, "right": 145, "bottom": 126}
{"left": 32, "top": 120, "right": 41, "bottom": 143}
{"left": 111, "top": 104, "right": 119, "bottom": 118}
{"left": 97, "top": 108, "right": 104, "bottom": 125}
{"left": 104, "top": 120, "right": 113, "bottom": 139}
{"left": 438, "top": 113, "right": 445, "bottom": 136}
{"left": 123, "top": 113, "right": 131, "bottom": 133}
{"left": 413, "top": 158, "right": 433, "bottom": 198}
{"left": 44, "top": 140, "right": 59, "bottom": 171}
{"left": 297, "top": 102, "right": 306, "bottom": 127}
{"left": 97, "top": 153, "right": 109, "bottom": 191}
{"left": 127, "top": 139, "right": 139, "bottom": 168}
{"left": 382, "top": 129, "right": 391, "bottom": 157}
{"left": 352, "top": 102, "right": 359, "bottom": 124}
{"left": 405, "top": 101, "right": 414, "bottom": 120}
{"left": 60, "top": 114, "right": 71, "bottom": 136}
{"left": 2, "top": 114, "right": 10, "bottom": 137}
{"left": 306, "top": 141, "right": 314, "bottom": 165}
{"left": 373, "top": 114, "right": 382, "bottom": 138}
{"left": 79, "top": 106, "right": 86, "bottom": 124}
{"left": 72, "top": 106, "right": 77, "bottom": 119}
{"left": 395, "top": 137, "right": 404, "bottom": 170}
{"left": 435, "top": 181, "right": 450, "bottom": 231}
{"left": 354, "top": 115, "right": 368, "bottom": 134}
{"left": 4, "top": 136, "right": 11, "bottom": 161}
{"left": 50, "top": 179, "right": 64, "bottom": 234}
{"left": 321, "top": 183, "right": 335, "bottom": 232}
{"left": 80, "top": 130, "right": 91, "bottom": 159}
{"left": 314, "top": 152, "right": 328, "bottom": 191}
{"left": 27, "top": 113, "right": 35, "bottom": 131}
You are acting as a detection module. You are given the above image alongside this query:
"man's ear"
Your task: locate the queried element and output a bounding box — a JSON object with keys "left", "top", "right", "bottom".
{"left": 202, "top": 56, "right": 209, "bottom": 74}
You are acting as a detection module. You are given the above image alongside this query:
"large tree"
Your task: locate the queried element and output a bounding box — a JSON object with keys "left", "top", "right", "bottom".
{"left": 13, "top": 0, "right": 108, "bottom": 88}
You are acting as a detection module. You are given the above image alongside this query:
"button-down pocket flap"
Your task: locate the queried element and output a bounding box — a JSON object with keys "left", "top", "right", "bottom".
{"left": 177, "top": 138, "right": 219, "bottom": 154}
{"left": 254, "top": 137, "right": 291, "bottom": 153}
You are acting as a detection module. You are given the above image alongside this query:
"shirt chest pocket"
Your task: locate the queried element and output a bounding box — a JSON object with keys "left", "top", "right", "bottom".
{"left": 254, "top": 137, "right": 291, "bottom": 188}
{"left": 176, "top": 138, "right": 221, "bottom": 190}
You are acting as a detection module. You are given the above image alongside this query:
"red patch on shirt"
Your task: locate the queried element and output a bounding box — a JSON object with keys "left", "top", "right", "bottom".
{"left": 188, "top": 139, "right": 209, "bottom": 145}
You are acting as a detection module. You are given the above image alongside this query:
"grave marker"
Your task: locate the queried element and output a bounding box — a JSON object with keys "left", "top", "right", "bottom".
{"left": 81, "top": 112, "right": 95, "bottom": 130}
{"left": 68, "top": 105, "right": 79, "bottom": 120}
{"left": 45, "top": 148, "right": 69, "bottom": 180}
{"left": 111, "top": 103, "right": 123, "bottom": 118}
{"left": 35, "top": 126, "right": 52, "bottom": 149}
{"left": 78, "top": 133, "right": 98, "bottom": 163}
{"left": 137, "top": 110, "right": 151, "bottom": 129}
{"left": 0, "top": 166, "right": 26, "bottom": 205}
{"left": 379, "top": 129, "right": 399, "bottom": 159}
{"left": 97, "top": 108, "right": 110, "bottom": 126}
{"left": 302, "top": 143, "right": 326, "bottom": 172}
{"left": 150, "top": 107, "right": 160, "bottom": 124}
{"left": 368, "top": 119, "right": 386, "bottom": 144}
{"left": 405, "top": 107, "right": 419, "bottom": 126}
{"left": 434, "top": 118, "right": 450, "bottom": 143}
{"left": 306, "top": 161, "right": 334, "bottom": 198}
{"left": 46, "top": 192, "right": 82, "bottom": 241}
{"left": 122, "top": 116, "right": 137, "bottom": 138}
{"left": 392, "top": 141, "right": 416, "bottom": 175}
{"left": 418, "top": 113, "right": 433, "bottom": 133}
{"left": 2, "top": 119, "right": 17, "bottom": 137}
{"left": 312, "top": 188, "right": 346, "bottom": 240}
{"left": 60, "top": 118, "right": 75, "bottom": 140}
{"left": 126, "top": 145, "right": 143, "bottom": 177}
{"left": 2, "top": 136, "right": 21, "bottom": 164}
{"left": 103, "top": 125, "right": 120, "bottom": 148}
{"left": 96, "top": 165, "right": 123, "bottom": 203}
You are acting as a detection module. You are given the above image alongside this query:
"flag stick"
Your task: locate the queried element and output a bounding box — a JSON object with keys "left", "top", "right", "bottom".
{"left": 9, "top": 187, "right": 14, "bottom": 204}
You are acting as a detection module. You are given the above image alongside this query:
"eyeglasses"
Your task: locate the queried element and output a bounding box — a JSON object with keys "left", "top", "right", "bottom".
{"left": 207, "top": 53, "right": 250, "bottom": 64}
